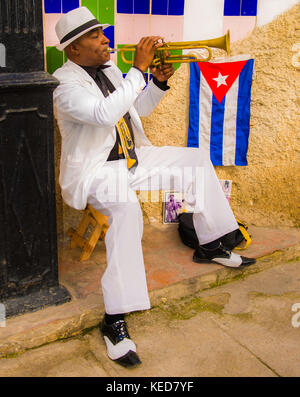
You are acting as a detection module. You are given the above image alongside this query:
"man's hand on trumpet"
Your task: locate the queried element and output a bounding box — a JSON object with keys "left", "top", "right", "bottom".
{"left": 133, "top": 36, "right": 175, "bottom": 81}
{"left": 150, "top": 62, "right": 175, "bottom": 82}
{"left": 133, "top": 36, "right": 165, "bottom": 73}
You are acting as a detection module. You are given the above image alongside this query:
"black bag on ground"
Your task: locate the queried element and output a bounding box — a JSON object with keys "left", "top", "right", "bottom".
{"left": 178, "top": 212, "right": 248, "bottom": 250}
{"left": 178, "top": 213, "right": 199, "bottom": 249}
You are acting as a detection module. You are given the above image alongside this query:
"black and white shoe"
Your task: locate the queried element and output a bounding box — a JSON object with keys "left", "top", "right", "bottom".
{"left": 99, "top": 317, "right": 141, "bottom": 367}
{"left": 193, "top": 243, "right": 256, "bottom": 268}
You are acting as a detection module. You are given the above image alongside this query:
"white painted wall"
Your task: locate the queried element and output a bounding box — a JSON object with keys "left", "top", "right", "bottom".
{"left": 256, "top": 0, "right": 299, "bottom": 26}
{"left": 183, "top": 0, "right": 224, "bottom": 41}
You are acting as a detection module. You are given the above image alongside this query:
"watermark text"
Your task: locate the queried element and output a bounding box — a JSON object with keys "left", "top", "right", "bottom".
{"left": 291, "top": 303, "right": 300, "bottom": 328}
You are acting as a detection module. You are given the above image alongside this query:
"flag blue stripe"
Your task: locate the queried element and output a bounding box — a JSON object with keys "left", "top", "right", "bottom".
{"left": 210, "top": 94, "right": 226, "bottom": 165}
{"left": 187, "top": 63, "right": 200, "bottom": 148}
{"left": 235, "top": 59, "right": 254, "bottom": 165}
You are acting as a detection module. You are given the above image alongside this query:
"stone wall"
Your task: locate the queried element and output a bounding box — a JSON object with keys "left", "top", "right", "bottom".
{"left": 54, "top": 3, "right": 300, "bottom": 238}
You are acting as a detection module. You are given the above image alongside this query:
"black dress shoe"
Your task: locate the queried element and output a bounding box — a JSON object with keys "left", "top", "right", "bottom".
{"left": 193, "top": 243, "right": 256, "bottom": 268}
{"left": 100, "top": 317, "right": 141, "bottom": 367}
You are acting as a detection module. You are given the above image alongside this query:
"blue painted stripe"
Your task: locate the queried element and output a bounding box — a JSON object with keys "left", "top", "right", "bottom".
{"left": 168, "top": 0, "right": 185, "bottom": 15}
{"left": 241, "top": 0, "right": 258, "bottom": 16}
{"left": 62, "top": 0, "right": 79, "bottom": 14}
{"left": 224, "top": 0, "right": 241, "bottom": 16}
{"left": 152, "top": 0, "right": 168, "bottom": 15}
{"left": 134, "top": 0, "right": 150, "bottom": 14}
{"left": 104, "top": 26, "right": 115, "bottom": 49}
{"left": 44, "top": 0, "right": 61, "bottom": 13}
{"left": 117, "top": 0, "right": 134, "bottom": 14}
{"left": 235, "top": 59, "right": 254, "bottom": 165}
{"left": 187, "top": 63, "right": 200, "bottom": 148}
{"left": 210, "top": 95, "right": 225, "bottom": 165}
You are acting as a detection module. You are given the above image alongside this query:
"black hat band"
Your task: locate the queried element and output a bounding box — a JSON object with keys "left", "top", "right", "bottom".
{"left": 60, "top": 18, "right": 100, "bottom": 44}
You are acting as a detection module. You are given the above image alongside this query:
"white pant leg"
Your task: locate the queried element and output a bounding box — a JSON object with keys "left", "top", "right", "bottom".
{"left": 132, "top": 146, "right": 238, "bottom": 244}
{"left": 87, "top": 160, "right": 150, "bottom": 314}
{"left": 87, "top": 146, "right": 238, "bottom": 314}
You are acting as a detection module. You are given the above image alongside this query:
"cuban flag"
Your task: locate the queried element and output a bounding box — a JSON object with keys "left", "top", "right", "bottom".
{"left": 187, "top": 57, "right": 254, "bottom": 166}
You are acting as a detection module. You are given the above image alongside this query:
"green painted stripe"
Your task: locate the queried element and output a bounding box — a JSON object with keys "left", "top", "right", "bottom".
{"left": 46, "top": 46, "right": 64, "bottom": 74}
{"left": 98, "top": 0, "right": 114, "bottom": 25}
{"left": 81, "top": 0, "right": 98, "bottom": 19}
{"left": 169, "top": 49, "right": 182, "bottom": 71}
{"left": 117, "top": 44, "right": 134, "bottom": 73}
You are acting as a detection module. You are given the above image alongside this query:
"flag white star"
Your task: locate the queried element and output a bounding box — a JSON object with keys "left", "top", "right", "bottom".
{"left": 212, "top": 72, "right": 229, "bottom": 88}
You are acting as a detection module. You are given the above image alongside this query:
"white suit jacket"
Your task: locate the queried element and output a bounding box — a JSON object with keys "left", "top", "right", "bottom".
{"left": 53, "top": 59, "right": 167, "bottom": 210}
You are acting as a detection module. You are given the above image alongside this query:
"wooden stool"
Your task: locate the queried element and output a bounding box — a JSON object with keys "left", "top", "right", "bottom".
{"left": 67, "top": 204, "right": 109, "bottom": 261}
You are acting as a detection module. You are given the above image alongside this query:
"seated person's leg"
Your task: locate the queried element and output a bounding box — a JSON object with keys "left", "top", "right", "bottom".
{"left": 87, "top": 170, "right": 149, "bottom": 367}
{"left": 133, "top": 145, "right": 255, "bottom": 268}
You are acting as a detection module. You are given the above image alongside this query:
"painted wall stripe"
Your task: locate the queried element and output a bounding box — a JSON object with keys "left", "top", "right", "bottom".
{"left": 224, "top": 0, "right": 241, "bottom": 16}
{"left": 62, "top": 0, "right": 80, "bottom": 13}
{"left": 241, "top": 0, "right": 257, "bottom": 16}
{"left": 117, "top": 0, "right": 133, "bottom": 14}
{"left": 44, "top": 0, "right": 61, "bottom": 13}
{"left": 183, "top": 0, "right": 224, "bottom": 41}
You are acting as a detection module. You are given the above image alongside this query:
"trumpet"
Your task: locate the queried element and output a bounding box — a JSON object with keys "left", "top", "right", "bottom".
{"left": 107, "top": 30, "right": 230, "bottom": 66}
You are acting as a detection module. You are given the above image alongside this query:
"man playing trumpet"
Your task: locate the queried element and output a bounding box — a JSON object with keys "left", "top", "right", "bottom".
{"left": 53, "top": 7, "right": 255, "bottom": 368}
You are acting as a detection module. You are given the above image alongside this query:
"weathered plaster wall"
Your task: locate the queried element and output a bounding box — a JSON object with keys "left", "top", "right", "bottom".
{"left": 54, "top": 4, "right": 300, "bottom": 237}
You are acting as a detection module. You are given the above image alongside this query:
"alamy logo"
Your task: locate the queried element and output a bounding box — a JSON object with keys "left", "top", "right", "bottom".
{"left": 0, "top": 43, "right": 6, "bottom": 67}
{"left": 291, "top": 303, "right": 300, "bottom": 328}
{"left": 0, "top": 304, "right": 5, "bottom": 327}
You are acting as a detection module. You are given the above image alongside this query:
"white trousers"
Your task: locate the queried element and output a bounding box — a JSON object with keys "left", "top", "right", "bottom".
{"left": 87, "top": 145, "right": 238, "bottom": 314}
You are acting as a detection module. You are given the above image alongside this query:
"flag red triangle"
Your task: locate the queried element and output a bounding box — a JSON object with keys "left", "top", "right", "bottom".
{"left": 198, "top": 60, "right": 248, "bottom": 103}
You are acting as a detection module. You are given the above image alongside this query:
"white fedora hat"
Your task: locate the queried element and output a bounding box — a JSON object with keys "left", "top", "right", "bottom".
{"left": 55, "top": 6, "right": 110, "bottom": 51}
